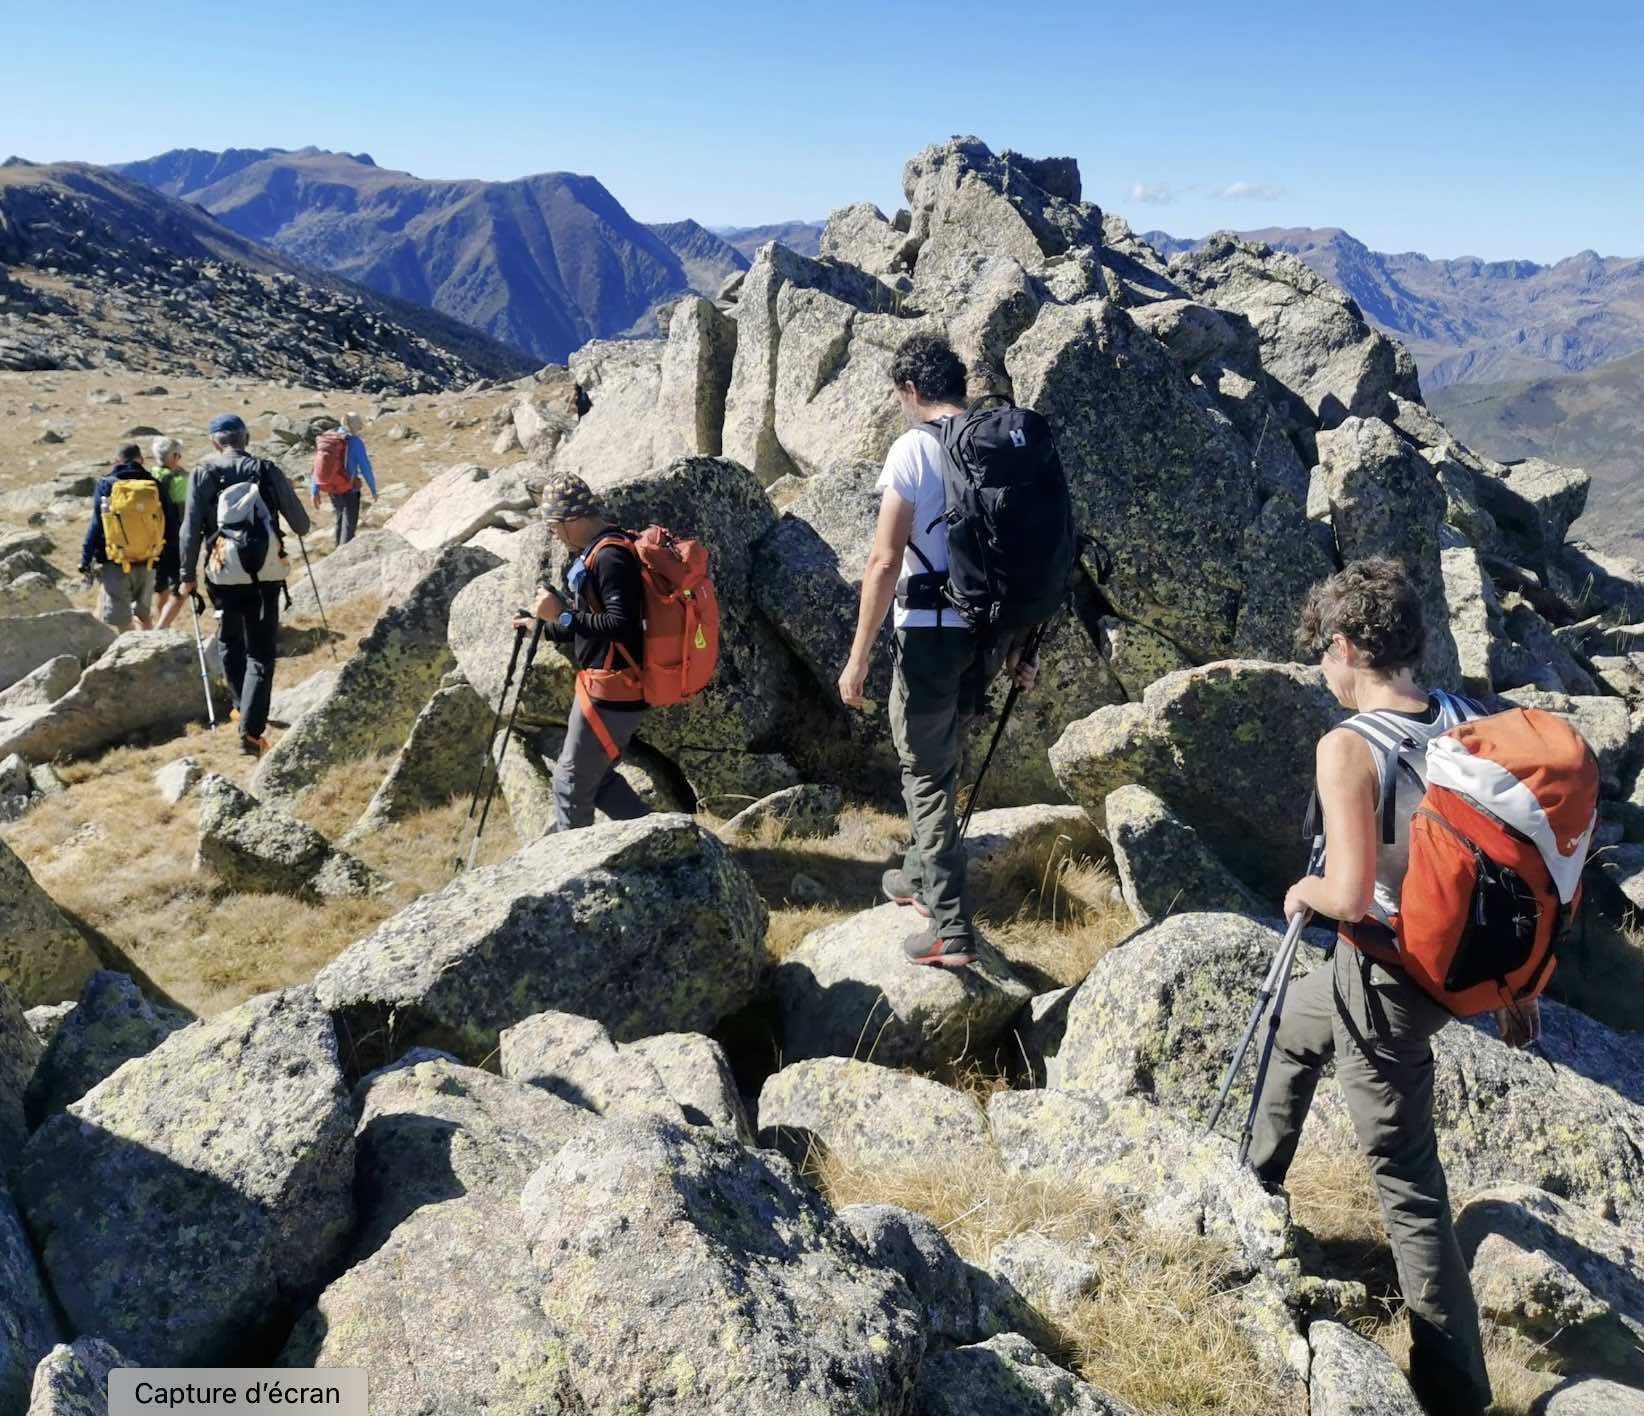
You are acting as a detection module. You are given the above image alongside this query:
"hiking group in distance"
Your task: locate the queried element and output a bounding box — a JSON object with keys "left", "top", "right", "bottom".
{"left": 66, "top": 324, "right": 1600, "bottom": 1415}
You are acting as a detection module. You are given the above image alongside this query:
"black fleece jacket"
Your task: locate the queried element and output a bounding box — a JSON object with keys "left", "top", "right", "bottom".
{"left": 546, "top": 530, "right": 647, "bottom": 680}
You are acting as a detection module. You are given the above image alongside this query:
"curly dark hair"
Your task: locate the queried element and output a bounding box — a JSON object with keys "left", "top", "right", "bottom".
{"left": 116, "top": 442, "right": 143, "bottom": 464}
{"left": 1294, "top": 557, "right": 1426, "bottom": 670}
{"left": 890, "top": 332, "right": 967, "bottom": 404}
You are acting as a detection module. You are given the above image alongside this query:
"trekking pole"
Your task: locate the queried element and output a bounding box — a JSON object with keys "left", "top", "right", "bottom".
{"left": 455, "top": 617, "right": 530, "bottom": 869}
{"left": 1204, "top": 835, "right": 1325, "bottom": 1149}
{"left": 187, "top": 592, "right": 218, "bottom": 730}
{"left": 958, "top": 619, "right": 1051, "bottom": 841}
{"left": 295, "top": 535, "right": 335, "bottom": 660}
{"left": 1204, "top": 910, "right": 1307, "bottom": 1142}
{"left": 1235, "top": 922, "right": 1309, "bottom": 1167}
{"left": 464, "top": 615, "right": 545, "bottom": 873}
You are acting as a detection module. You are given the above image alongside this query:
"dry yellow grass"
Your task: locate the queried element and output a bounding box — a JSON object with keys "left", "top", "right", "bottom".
{"left": 977, "top": 840, "right": 1136, "bottom": 991}
{"left": 1367, "top": 1313, "right": 1564, "bottom": 1415}
{"left": 815, "top": 1148, "right": 1294, "bottom": 1416}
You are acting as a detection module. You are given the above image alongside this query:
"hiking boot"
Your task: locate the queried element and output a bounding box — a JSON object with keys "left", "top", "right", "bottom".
{"left": 239, "top": 733, "right": 270, "bottom": 757}
{"left": 904, "top": 928, "right": 977, "bottom": 969}
{"left": 881, "top": 868, "right": 932, "bottom": 917}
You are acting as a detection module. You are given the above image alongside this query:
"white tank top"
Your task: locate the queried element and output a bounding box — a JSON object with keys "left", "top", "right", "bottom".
{"left": 1340, "top": 691, "right": 1482, "bottom": 925}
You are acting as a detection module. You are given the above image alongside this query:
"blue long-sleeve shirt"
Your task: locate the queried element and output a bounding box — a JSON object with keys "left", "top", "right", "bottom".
{"left": 311, "top": 435, "right": 376, "bottom": 498}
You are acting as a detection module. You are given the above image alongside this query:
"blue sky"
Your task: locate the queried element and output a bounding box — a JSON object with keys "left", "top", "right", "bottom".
{"left": 7, "top": 0, "right": 1640, "bottom": 263}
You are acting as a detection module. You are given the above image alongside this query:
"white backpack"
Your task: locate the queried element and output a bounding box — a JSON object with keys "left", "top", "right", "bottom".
{"left": 206, "top": 468, "right": 289, "bottom": 587}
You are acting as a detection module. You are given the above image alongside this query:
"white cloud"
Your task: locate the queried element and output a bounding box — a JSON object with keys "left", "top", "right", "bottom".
{"left": 1128, "top": 181, "right": 1174, "bottom": 205}
{"left": 1215, "top": 181, "right": 1285, "bottom": 202}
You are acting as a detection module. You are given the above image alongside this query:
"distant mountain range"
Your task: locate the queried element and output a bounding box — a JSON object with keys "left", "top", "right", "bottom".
{"left": 713, "top": 222, "right": 825, "bottom": 261}
{"left": 1429, "top": 352, "right": 1644, "bottom": 555}
{"left": 113, "top": 148, "right": 745, "bottom": 364}
{"left": 0, "top": 161, "right": 531, "bottom": 389}
{"left": 1143, "top": 226, "right": 1644, "bottom": 392}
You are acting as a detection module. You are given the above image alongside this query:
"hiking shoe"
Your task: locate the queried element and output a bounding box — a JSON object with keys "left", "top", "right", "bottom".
{"left": 881, "top": 868, "right": 932, "bottom": 917}
{"left": 239, "top": 733, "right": 270, "bottom": 757}
{"left": 904, "top": 928, "right": 977, "bottom": 969}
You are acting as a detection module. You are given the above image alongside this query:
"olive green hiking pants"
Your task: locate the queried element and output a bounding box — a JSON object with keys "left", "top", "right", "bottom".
{"left": 1248, "top": 942, "right": 1492, "bottom": 1414}
{"left": 888, "top": 626, "right": 1010, "bottom": 942}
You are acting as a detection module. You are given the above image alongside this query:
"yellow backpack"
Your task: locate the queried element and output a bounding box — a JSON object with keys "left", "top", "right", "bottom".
{"left": 102, "top": 478, "right": 166, "bottom": 571}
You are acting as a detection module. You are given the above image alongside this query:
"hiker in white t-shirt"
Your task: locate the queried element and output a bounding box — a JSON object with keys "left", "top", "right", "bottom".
{"left": 837, "top": 334, "right": 1037, "bottom": 968}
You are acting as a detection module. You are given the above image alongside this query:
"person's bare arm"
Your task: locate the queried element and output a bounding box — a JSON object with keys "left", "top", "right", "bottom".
{"left": 838, "top": 488, "right": 914, "bottom": 708}
{"left": 1284, "top": 729, "right": 1378, "bottom": 921}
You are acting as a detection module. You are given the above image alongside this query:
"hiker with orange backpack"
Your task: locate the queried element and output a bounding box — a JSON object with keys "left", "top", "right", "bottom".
{"left": 1245, "top": 557, "right": 1599, "bottom": 1416}
{"left": 513, "top": 469, "right": 719, "bottom": 832}
{"left": 311, "top": 412, "right": 376, "bottom": 547}
{"left": 79, "top": 442, "right": 171, "bottom": 632}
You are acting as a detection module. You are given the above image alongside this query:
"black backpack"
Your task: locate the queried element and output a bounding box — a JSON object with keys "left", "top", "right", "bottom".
{"left": 916, "top": 403, "right": 1076, "bottom": 631}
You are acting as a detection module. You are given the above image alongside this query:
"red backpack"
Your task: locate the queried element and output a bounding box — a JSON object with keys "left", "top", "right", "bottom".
{"left": 1357, "top": 708, "right": 1599, "bottom": 1017}
{"left": 575, "top": 526, "right": 720, "bottom": 760}
{"left": 312, "top": 431, "right": 353, "bottom": 495}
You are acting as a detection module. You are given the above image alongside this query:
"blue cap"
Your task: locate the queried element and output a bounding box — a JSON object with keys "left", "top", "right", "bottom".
{"left": 208, "top": 414, "right": 247, "bottom": 436}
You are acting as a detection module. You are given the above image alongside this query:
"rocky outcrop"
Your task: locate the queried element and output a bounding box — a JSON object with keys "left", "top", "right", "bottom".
{"left": 2, "top": 981, "right": 42, "bottom": 1169}
{"left": 1319, "top": 416, "right": 1463, "bottom": 689}
{"left": 521, "top": 1117, "right": 925, "bottom": 1413}
{"left": 2, "top": 1189, "right": 60, "bottom": 1415}
{"left": 838, "top": 1204, "right": 986, "bottom": 1351}
{"left": 719, "top": 783, "right": 843, "bottom": 841}
{"left": 1534, "top": 1378, "right": 1644, "bottom": 1414}
{"left": 23, "top": 971, "right": 187, "bottom": 1126}
{"left": 15, "top": 988, "right": 355, "bottom": 1366}
{"left": 1458, "top": 1185, "right": 1644, "bottom": 1383}
{"left": 280, "top": 1056, "right": 594, "bottom": 1411}
{"left": 622, "top": 1031, "right": 753, "bottom": 1142}
{"left": 1307, "top": 1320, "right": 1424, "bottom": 1416}
{"left": 1104, "top": 784, "right": 1269, "bottom": 923}
{"left": 384, "top": 460, "right": 536, "bottom": 551}
{"left": 757, "top": 1057, "right": 993, "bottom": 1172}
{"left": 1, "top": 838, "right": 99, "bottom": 1010}
{"left": 195, "top": 774, "right": 384, "bottom": 901}
{"left": 0, "top": 632, "right": 216, "bottom": 764}
{"left": 349, "top": 677, "right": 492, "bottom": 836}
{"left": 253, "top": 543, "right": 500, "bottom": 803}
{"left": 0, "top": 655, "right": 79, "bottom": 713}
{"left": 499, "top": 1009, "right": 682, "bottom": 1123}
{"left": 915, "top": 1333, "right": 1137, "bottom": 1415}
{"left": 283, "top": 528, "right": 426, "bottom": 618}
{"left": 1170, "top": 233, "right": 1418, "bottom": 436}
{"left": 317, "top": 814, "right": 767, "bottom": 1063}
{"left": 774, "top": 904, "right": 1032, "bottom": 1070}
{"left": 0, "top": 611, "right": 113, "bottom": 692}
{"left": 23, "top": 1337, "right": 123, "bottom": 1416}
{"left": 1051, "top": 662, "right": 1339, "bottom": 897}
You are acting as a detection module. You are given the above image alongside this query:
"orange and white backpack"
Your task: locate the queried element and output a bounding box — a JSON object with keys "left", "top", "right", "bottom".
{"left": 575, "top": 526, "right": 720, "bottom": 760}
{"left": 1345, "top": 705, "right": 1599, "bottom": 1017}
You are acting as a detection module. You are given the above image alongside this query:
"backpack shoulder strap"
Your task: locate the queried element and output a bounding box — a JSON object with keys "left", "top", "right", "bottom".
{"left": 1339, "top": 713, "right": 1423, "bottom": 846}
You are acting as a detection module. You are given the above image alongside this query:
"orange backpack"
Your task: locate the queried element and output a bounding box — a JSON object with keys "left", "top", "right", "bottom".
{"left": 575, "top": 527, "right": 720, "bottom": 760}
{"left": 1374, "top": 708, "right": 1599, "bottom": 1017}
{"left": 313, "top": 431, "right": 354, "bottom": 495}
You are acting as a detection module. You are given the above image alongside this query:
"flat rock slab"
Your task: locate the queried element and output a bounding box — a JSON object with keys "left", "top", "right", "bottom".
{"left": 757, "top": 1056, "right": 993, "bottom": 1172}
{"left": 0, "top": 610, "right": 113, "bottom": 693}
{"left": 265, "top": 668, "right": 340, "bottom": 728}
{"left": 386, "top": 461, "right": 537, "bottom": 552}
{"left": 774, "top": 902, "right": 1032, "bottom": 1070}
{"left": 349, "top": 678, "right": 493, "bottom": 837}
{"left": 961, "top": 803, "right": 1095, "bottom": 871}
{"left": 499, "top": 1009, "right": 683, "bottom": 1123}
{"left": 1534, "top": 1378, "right": 1644, "bottom": 1414}
{"left": 915, "top": 1332, "right": 1137, "bottom": 1416}
{"left": 0, "top": 632, "right": 213, "bottom": 765}
{"left": 317, "top": 814, "right": 768, "bottom": 1064}
{"left": 195, "top": 774, "right": 384, "bottom": 901}
{"left": 15, "top": 987, "right": 355, "bottom": 1366}
{"left": 719, "top": 783, "right": 843, "bottom": 842}
{"left": 0, "top": 654, "right": 80, "bottom": 713}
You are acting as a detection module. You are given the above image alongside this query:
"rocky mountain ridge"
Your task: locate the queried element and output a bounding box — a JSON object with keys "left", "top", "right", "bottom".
{"left": 115, "top": 148, "right": 718, "bottom": 364}
{"left": 0, "top": 163, "right": 532, "bottom": 391}
{"left": 4, "top": 134, "right": 1644, "bottom": 1415}
{"left": 1144, "top": 224, "right": 1644, "bottom": 390}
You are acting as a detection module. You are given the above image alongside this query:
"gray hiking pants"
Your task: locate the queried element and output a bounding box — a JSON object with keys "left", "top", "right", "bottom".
{"left": 330, "top": 489, "right": 361, "bottom": 548}
{"left": 889, "top": 626, "right": 1011, "bottom": 942}
{"left": 552, "top": 698, "right": 650, "bottom": 832}
{"left": 1248, "top": 943, "right": 1492, "bottom": 1414}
